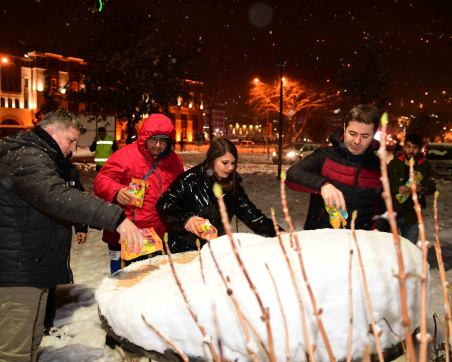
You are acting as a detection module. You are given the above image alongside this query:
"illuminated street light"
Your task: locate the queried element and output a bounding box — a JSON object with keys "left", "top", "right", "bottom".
{"left": 277, "top": 59, "right": 286, "bottom": 180}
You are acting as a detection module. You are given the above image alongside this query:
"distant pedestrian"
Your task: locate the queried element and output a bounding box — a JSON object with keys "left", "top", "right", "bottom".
{"left": 388, "top": 133, "right": 436, "bottom": 243}
{"left": 90, "top": 126, "right": 118, "bottom": 172}
{"left": 179, "top": 137, "right": 185, "bottom": 151}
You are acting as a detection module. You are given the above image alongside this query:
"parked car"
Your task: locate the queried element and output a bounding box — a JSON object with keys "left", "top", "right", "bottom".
{"left": 271, "top": 143, "right": 320, "bottom": 164}
{"left": 425, "top": 143, "right": 452, "bottom": 178}
{"left": 299, "top": 143, "right": 321, "bottom": 159}
{"left": 240, "top": 140, "right": 255, "bottom": 147}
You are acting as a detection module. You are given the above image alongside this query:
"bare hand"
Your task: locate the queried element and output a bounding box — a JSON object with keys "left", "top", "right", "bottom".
{"left": 116, "top": 187, "right": 135, "bottom": 206}
{"left": 185, "top": 216, "right": 207, "bottom": 237}
{"left": 76, "top": 232, "right": 87, "bottom": 244}
{"left": 321, "top": 183, "right": 346, "bottom": 212}
{"left": 116, "top": 218, "right": 143, "bottom": 254}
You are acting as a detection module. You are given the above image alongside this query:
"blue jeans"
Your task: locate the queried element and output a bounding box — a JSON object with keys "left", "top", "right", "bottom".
{"left": 397, "top": 216, "right": 419, "bottom": 244}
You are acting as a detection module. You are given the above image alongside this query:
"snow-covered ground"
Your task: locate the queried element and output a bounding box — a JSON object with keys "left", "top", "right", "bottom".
{"left": 38, "top": 150, "right": 452, "bottom": 361}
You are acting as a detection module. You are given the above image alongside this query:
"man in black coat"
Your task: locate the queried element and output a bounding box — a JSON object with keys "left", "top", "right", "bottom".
{"left": 286, "top": 104, "right": 383, "bottom": 230}
{"left": 0, "top": 109, "right": 143, "bottom": 362}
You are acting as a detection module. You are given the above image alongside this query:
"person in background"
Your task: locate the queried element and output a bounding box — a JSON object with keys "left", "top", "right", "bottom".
{"left": 157, "top": 138, "right": 279, "bottom": 253}
{"left": 388, "top": 133, "right": 436, "bottom": 243}
{"left": 285, "top": 104, "right": 383, "bottom": 230}
{"left": 94, "top": 114, "right": 184, "bottom": 274}
{"left": 0, "top": 109, "right": 142, "bottom": 362}
{"left": 90, "top": 126, "right": 118, "bottom": 172}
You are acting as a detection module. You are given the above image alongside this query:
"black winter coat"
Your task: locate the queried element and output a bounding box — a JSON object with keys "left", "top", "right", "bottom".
{"left": 286, "top": 129, "right": 383, "bottom": 230}
{"left": 0, "top": 126, "right": 124, "bottom": 288}
{"left": 156, "top": 163, "right": 276, "bottom": 253}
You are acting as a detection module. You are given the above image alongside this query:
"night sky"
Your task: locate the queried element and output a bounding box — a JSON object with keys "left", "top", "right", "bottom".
{"left": 1, "top": 0, "right": 451, "bottom": 117}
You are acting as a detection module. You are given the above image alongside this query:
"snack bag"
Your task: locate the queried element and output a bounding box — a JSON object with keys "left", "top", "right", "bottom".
{"left": 395, "top": 171, "right": 423, "bottom": 204}
{"left": 195, "top": 220, "right": 218, "bottom": 240}
{"left": 325, "top": 205, "right": 348, "bottom": 229}
{"left": 121, "top": 227, "right": 163, "bottom": 261}
{"left": 128, "top": 178, "right": 146, "bottom": 208}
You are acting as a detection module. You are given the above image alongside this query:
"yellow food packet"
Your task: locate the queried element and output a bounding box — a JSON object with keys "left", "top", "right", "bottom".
{"left": 128, "top": 178, "right": 146, "bottom": 208}
{"left": 325, "top": 205, "right": 348, "bottom": 229}
{"left": 195, "top": 220, "right": 218, "bottom": 240}
{"left": 395, "top": 171, "right": 423, "bottom": 204}
{"left": 121, "top": 227, "right": 163, "bottom": 261}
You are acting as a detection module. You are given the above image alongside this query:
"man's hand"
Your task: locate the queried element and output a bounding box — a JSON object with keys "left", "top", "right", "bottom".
{"left": 76, "top": 232, "right": 87, "bottom": 244}
{"left": 116, "top": 188, "right": 135, "bottom": 206}
{"left": 184, "top": 216, "right": 207, "bottom": 237}
{"left": 398, "top": 185, "right": 410, "bottom": 194}
{"left": 116, "top": 218, "right": 143, "bottom": 254}
{"left": 320, "top": 183, "right": 346, "bottom": 212}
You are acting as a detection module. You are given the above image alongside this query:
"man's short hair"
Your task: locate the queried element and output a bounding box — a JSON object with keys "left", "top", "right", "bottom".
{"left": 405, "top": 133, "right": 423, "bottom": 147}
{"left": 345, "top": 104, "right": 380, "bottom": 130}
{"left": 40, "top": 109, "right": 82, "bottom": 131}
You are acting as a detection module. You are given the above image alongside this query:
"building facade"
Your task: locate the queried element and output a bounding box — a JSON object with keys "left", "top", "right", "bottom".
{"left": 0, "top": 51, "right": 85, "bottom": 137}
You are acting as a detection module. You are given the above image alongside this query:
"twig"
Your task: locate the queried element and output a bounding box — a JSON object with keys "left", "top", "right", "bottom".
{"left": 206, "top": 239, "right": 262, "bottom": 361}
{"left": 213, "top": 183, "right": 277, "bottom": 361}
{"left": 212, "top": 304, "right": 224, "bottom": 362}
{"left": 350, "top": 211, "right": 385, "bottom": 362}
{"left": 279, "top": 172, "right": 334, "bottom": 361}
{"left": 162, "top": 235, "right": 220, "bottom": 362}
{"left": 346, "top": 248, "right": 354, "bottom": 362}
{"left": 266, "top": 263, "right": 291, "bottom": 362}
{"left": 196, "top": 238, "right": 206, "bottom": 284}
{"left": 378, "top": 112, "right": 416, "bottom": 361}
{"left": 270, "top": 207, "right": 316, "bottom": 361}
{"left": 142, "top": 314, "right": 189, "bottom": 362}
{"left": 433, "top": 191, "right": 452, "bottom": 353}
{"left": 408, "top": 159, "right": 431, "bottom": 362}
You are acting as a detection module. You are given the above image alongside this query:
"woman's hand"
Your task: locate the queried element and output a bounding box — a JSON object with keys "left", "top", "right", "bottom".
{"left": 184, "top": 216, "right": 207, "bottom": 237}
{"left": 76, "top": 232, "right": 87, "bottom": 244}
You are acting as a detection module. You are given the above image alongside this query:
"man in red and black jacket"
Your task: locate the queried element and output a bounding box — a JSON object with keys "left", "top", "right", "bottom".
{"left": 286, "top": 104, "right": 384, "bottom": 230}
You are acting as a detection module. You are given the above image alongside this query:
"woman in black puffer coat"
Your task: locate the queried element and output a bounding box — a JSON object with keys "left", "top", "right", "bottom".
{"left": 157, "top": 139, "right": 277, "bottom": 253}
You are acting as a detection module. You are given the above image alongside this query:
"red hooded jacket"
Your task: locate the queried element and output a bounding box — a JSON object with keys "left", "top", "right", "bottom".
{"left": 94, "top": 114, "right": 184, "bottom": 246}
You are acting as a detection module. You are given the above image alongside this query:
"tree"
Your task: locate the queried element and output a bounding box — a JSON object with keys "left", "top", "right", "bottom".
{"left": 35, "top": 72, "right": 62, "bottom": 123}
{"left": 69, "top": 3, "right": 197, "bottom": 141}
{"left": 249, "top": 77, "right": 336, "bottom": 143}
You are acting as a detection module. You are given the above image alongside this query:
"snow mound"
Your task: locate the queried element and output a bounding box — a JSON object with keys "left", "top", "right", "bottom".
{"left": 96, "top": 229, "right": 425, "bottom": 361}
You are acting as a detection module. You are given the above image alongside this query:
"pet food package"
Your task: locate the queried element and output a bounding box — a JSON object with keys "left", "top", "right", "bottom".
{"left": 121, "top": 227, "right": 163, "bottom": 261}
{"left": 195, "top": 220, "right": 218, "bottom": 240}
{"left": 325, "top": 205, "right": 348, "bottom": 229}
{"left": 128, "top": 178, "right": 146, "bottom": 208}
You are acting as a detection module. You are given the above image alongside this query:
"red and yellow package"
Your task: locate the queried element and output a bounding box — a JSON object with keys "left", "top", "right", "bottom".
{"left": 128, "top": 178, "right": 146, "bottom": 208}
{"left": 121, "top": 227, "right": 163, "bottom": 261}
{"left": 195, "top": 220, "right": 218, "bottom": 240}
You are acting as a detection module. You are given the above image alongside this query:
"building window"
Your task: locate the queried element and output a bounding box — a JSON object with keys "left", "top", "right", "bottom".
{"left": 24, "top": 99, "right": 29, "bottom": 109}
{"left": 8, "top": 98, "right": 12, "bottom": 108}
{"left": 0, "top": 98, "right": 4, "bottom": 107}
{"left": 169, "top": 112, "right": 176, "bottom": 121}
{"left": 14, "top": 99, "right": 19, "bottom": 108}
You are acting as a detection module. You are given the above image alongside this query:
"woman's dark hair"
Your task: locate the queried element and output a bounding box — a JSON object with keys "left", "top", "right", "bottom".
{"left": 204, "top": 138, "right": 238, "bottom": 190}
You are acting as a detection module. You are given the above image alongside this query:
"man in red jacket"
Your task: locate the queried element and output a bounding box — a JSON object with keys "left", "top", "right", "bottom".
{"left": 94, "top": 114, "right": 184, "bottom": 273}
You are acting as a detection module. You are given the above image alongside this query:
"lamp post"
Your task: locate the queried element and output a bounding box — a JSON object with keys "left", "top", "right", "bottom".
{"left": 276, "top": 59, "right": 286, "bottom": 180}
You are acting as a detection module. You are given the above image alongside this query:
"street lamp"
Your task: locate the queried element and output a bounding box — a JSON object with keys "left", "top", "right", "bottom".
{"left": 276, "top": 59, "right": 286, "bottom": 180}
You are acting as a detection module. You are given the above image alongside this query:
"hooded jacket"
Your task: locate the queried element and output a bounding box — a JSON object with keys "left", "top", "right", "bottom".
{"left": 388, "top": 153, "right": 436, "bottom": 225}
{"left": 0, "top": 126, "right": 125, "bottom": 288}
{"left": 286, "top": 129, "right": 383, "bottom": 230}
{"left": 156, "top": 163, "right": 276, "bottom": 253}
{"left": 94, "top": 114, "right": 184, "bottom": 245}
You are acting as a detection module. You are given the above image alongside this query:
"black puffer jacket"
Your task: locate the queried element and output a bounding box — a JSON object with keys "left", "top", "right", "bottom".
{"left": 0, "top": 126, "right": 124, "bottom": 288}
{"left": 157, "top": 163, "right": 276, "bottom": 253}
{"left": 286, "top": 129, "right": 383, "bottom": 230}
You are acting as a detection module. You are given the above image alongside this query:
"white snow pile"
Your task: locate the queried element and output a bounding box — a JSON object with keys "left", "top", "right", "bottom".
{"left": 96, "top": 229, "right": 426, "bottom": 361}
